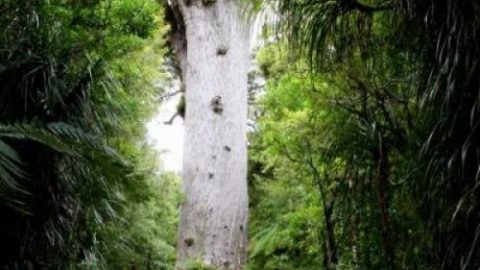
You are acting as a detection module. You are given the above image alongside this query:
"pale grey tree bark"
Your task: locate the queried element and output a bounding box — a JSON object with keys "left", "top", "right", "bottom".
{"left": 165, "top": 0, "right": 250, "bottom": 269}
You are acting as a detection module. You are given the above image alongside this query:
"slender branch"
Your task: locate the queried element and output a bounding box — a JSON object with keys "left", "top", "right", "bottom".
{"left": 160, "top": 89, "right": 183, "bottom": 100}
{"left": 164, "top": 113, "right": 179, "bottom": 125}
{"left": 273, "top": 138, "right": 303, "bottom": 164}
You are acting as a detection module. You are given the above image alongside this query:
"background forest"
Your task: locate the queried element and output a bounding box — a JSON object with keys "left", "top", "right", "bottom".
{"left": 248, "top": 0, "right": 480, "bottom": 269}
{"left": 1, "top": 0, "right": 480, "bottom": 270}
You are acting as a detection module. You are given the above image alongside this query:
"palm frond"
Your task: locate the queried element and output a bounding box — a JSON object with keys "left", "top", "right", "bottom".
{"left": 0, "top": 139, "right": 26, "bottom": 192}
{"left": 0, "top": 122, "right": 127, "bottom": 194}
{"left": 275, "top": 0, "right": 394, "bottom": 69}
{"left": 0, "top": 122, "right": 126, "bottom": 164}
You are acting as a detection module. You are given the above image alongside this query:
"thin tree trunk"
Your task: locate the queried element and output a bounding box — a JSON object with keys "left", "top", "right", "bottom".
{"left": 167, "top": 1, "right": 250, "bottom": 269}
{"left": 305, "top": 143, "right": 337, "bottom": 270}
{"left": 374, "top": 136, "right": 394, "bottom": 269}
{"left": 322, "top": 195, "right": 337, "bottom": 269}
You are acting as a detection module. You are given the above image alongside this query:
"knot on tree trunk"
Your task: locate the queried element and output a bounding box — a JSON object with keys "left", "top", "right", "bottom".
{"left": 217, "top": 46, "right": 228, "bottom": 56}
{"left": 184, "top": 237, "right": 195, "bottom": 247}
{"left": 211, "top": 96, "right": 223, "bottom": 114}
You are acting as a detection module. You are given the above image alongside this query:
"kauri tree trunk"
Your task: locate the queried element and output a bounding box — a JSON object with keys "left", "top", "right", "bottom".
{"left": 166, "top": 0, "right": 250, "bottom": 269}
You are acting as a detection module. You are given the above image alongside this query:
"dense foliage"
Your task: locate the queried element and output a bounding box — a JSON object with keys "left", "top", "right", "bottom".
{"left": 248, "top": 0, "right": 480, "bottom": 269}
{"left": 2, "top": 0, "right": 480, "bottom": 269}
{"left": 0, "top": 0, "right": 180, "bottom": 269}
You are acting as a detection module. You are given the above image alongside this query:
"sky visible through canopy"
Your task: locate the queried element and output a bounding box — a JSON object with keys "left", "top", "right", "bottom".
{"left": 147, "top": 93, "right": 184, "bottom": 172}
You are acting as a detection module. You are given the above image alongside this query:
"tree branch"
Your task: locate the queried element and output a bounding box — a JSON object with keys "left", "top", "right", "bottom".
{"left": 164, "top": 112, "right": 179, "bottom": 125}
{"left": 273, "top": 138, "right": 303, "bottom": 164}
{"left": 160, "top": 89, "right": 184, "bottom": 100}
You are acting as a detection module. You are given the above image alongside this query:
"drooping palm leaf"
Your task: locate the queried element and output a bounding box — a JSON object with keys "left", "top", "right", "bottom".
{"left": 0, "top": 122, "right": 127, "bottom": 198}
{"left": 0, "top": 122, "right": 126, "bottom": 163}
{"left": 0, "top": 139, "right": 26, "bottom": 192}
